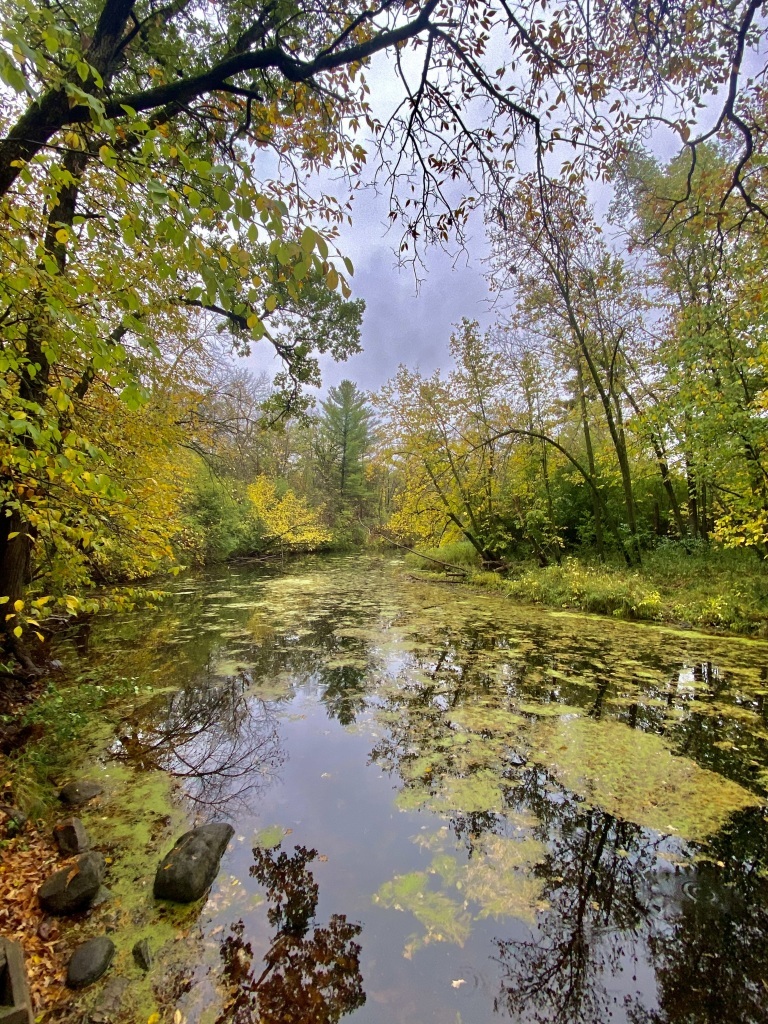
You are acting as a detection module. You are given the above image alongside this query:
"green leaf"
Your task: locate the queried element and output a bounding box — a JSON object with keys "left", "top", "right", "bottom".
{"left": 300, "top": 227, "right": 317, "bottom": 254}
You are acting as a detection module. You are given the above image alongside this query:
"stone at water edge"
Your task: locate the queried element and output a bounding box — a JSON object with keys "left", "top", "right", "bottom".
{"left": 88, "top": 976, "right": 130, "bottom": 1023}
{"left": 59, "top": 781, "right": 103, "bottom": 806}
{"left": 132, "top": 938, "right": 153, "bottom": 972}
{"left": 53, "top": 817, "right": 90, "bottom": 856}
{"left": 2, "top": 807, "right": 27, "bottom": 839}
{"left": 66, "top": 937, "right": 115, "bottom": 989}
{"left": 38, "top": 852, "right": 106, "bottom": 914}
{"left": 153, "top": 823, "right": 234, "bottom": 903}
{"left": 90, "top": 886, "right": 112, "bottom": 909}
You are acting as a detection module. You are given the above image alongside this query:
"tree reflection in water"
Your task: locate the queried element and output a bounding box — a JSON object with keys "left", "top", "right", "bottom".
{"left": 493, "top": 773, "right": 658, "bottom": 1024}
{"left": 111, "top": 672, "right": 284, "bottom": 814}
{"left": 492, "top": 778, "right": 768, "bottom": 1024}
{"left": 370, "top": 642, "right": 768, "bottom": 1024}
{"left": 634, "top": 807, "right": 768, "bottom": 1024}
{"left": 216, "top": 843, "right": 365, "bottom": 1024}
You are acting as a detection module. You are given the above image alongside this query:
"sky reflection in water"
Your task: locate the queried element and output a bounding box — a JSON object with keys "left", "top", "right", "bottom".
{"left": 67, "top": 556, "right": 768, "bottom": 1024}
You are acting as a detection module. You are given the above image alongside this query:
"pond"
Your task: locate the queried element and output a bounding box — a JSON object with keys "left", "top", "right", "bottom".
{"left": 57, "top": 554, "right": 768, "bottom": 1024}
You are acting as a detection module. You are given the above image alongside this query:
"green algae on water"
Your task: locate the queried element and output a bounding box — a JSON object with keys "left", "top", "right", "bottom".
{"left": 253, "top": 824, "right": 286, "bottom": 849}
{"left": 373, "top": 871, "right": 472, "bottom": 951}
{"left": 528, "top": 716, "right": 763, "bottom": 840}
{"left": 463, "top": 834, "right": 548, "bottom": 924}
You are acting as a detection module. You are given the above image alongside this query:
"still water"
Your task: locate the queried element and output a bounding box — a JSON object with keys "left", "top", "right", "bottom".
{"left": 62, "top": 555, "right": 768, "bottom": 1023}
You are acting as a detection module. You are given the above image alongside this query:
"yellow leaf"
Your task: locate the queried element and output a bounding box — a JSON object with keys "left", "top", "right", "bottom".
{"left": 147, "top": 1015, "right": 160, "bottom": 1024}
{"left": 12, "top": 626, "right": 22, "bottom": 638}
{"left": 55, "top": 228, "right": 69, "bottom": 244}
{"left": 326, "top": 267, "right": 339, "bottom": 290}
{"left": 265, "top": 294, "right": 278, "bottom": 312}
{"left": 13, "top": 599, "right": 23, "bottom": 612}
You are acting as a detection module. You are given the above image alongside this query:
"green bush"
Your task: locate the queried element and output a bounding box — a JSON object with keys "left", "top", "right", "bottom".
{"left": 468, "top": 542, "right": 768, "bottom": 634}
{"left": 179, "top": 474, "right": 264, "bottom": 563}
{"left": 501, "top": 559, "right": 663, "bottom": 620}
{"left": 405, "top": 540, "right": 482, "bottom": 572}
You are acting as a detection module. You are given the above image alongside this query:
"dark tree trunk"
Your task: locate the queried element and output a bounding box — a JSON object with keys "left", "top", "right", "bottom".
{"left": 0, "top": 507, "right": 30, "bottom": 608}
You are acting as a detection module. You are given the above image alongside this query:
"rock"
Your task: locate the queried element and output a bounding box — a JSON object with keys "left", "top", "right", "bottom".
{"left": 38, "top": 852, "right": 106, "bottom": 914}
{"left": 90, "top": 886, "right": 112, "bottom": 909}
{"left": 88, "top": 976, "right": 129, "bottom": 1022}
{"left": 53, "top": 817, "right": 90, "bottom": 856}
{"left": 66, "top": 937, "right": 115, "bottom": 989}
{"left": 3, "top": 807, "right": 27, "bottom": 839}
{"left": 59, "top": 781, "right": 103, "bottom": 806}
{"left": 132, "top": 938, "right": 152, "bottom": 972}
{"left": 36, "top": 917, "right": 56, "bottom": 942}
{"left": 154, "top": 823, "right": 234, "bottom": 903}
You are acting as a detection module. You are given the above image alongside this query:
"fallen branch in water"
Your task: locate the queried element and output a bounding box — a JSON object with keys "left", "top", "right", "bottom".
{"left": 375, "top": 533, "right": 470, "bottom": 576}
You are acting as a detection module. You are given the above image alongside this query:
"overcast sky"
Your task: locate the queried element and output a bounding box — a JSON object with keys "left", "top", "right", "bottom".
{"left": 245, "top": 182, "right": 495, "bottom": 397}
{"left": 243, "top": 48, "right": 499, "bottom": 399}
{"left": 317, "top": 191, "right": 496, "bottom": 393}
{"left": 241, "top": 23, "right": 713, "bottom": 403}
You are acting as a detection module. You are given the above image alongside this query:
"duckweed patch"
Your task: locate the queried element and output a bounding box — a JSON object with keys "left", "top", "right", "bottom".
{"left": 373, "top": 871, "right": 472, "bottom": 951}
{"left": 75, "top": 762, "right": 200, "bottom": 1024}
{"left": 529, "top": 717, "right": 763, "bottom": 840}
{"left": 253, "top": 824, "right": 286, "bottom": 849}
{"left": 464, "top": 835, "right": 548, "bottom": 924}
{"left": 376, "top": 830, "right": 549, "bottom": 956}
{"left": 436, "top": 770, "right": 515, "bottom": 814}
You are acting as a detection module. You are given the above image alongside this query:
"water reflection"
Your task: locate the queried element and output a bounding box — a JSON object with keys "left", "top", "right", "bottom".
{"left": 59, "top": 556, "right": 768, "bottom": 1024}
{"left": 217, "top": 843, "right": 365, "bottom": 1024}
{"left": 365, "top": 617, "right": 768, "bottom": 1022}
{"left": 641, "top": 867, "right": 768, "bottom": 1024}
{"left": 111, "top": 673, "right": 284, "bottom": 814}
{"left": 493, "top": 789, "right": 658, "bottom": 1024}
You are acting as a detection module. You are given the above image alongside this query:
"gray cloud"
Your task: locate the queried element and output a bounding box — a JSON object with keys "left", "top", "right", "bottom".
{"left": 244, "top": 186, "right": 494, "bottom": 398}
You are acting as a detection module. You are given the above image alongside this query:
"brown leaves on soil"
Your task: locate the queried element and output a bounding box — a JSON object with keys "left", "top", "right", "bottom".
{"left": 0, "top": 811, "right": 70, "bottom": 1016}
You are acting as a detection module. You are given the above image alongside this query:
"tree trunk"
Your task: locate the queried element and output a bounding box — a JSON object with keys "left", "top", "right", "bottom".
{"left": 0, "top": 507, "right": 41, "bottom": 676}
{"left": 577, "top": 364, "right": 605, "bottom": 560}
{"left": 0, "top": 508, "right": 30, "bottom": 608}
{"left": 686, "top": 454, "right": 700, "bottom": 540}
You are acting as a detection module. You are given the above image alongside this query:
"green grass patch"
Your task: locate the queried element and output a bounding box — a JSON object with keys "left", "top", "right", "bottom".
{"left": 1, "top": 672, "right": 161, "bottom": 815}
{"left": 405, "top": 541, "right": 481, "bottom": 573}
{"left": 464, "top": 544, "right": 768, "bottom": 635}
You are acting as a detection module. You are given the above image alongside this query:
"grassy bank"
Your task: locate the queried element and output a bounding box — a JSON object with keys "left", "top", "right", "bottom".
{"left": 406, "top": 542, "right": 768, "bottom": 635}
{"left": 0, "top": 669, "right": 159, "bottom": 815}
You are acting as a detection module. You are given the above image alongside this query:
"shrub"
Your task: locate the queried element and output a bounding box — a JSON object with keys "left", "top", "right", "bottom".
{"left": 405, "top": 540, "right": 482, "bottom": 572}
